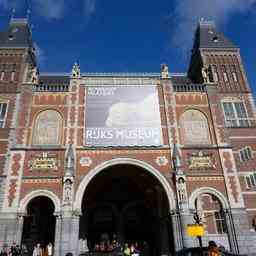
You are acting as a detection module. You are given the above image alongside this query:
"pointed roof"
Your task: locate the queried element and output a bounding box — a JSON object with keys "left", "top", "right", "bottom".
{"left": 193, "top": 20, "right": 237, "bottom": 49}
{"left": 0, "top": 18, "right": 33, "bottom": 48}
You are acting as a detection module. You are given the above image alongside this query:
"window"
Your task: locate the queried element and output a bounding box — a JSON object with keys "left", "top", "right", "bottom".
{"left": 222, "top": 101, "right": 249, "bottom": 127}
{"left": 214, "top": 211, "right": 228, "bottom": 234}
{"left": 221, "top": 65, "right": 229, "bottom": 82}
{"left": 0, "top": 103, "right": 7, "bottom": 128}
{"left": 211, "top": 65, "right": 219, "bottom": 82}
{"left": 240, "top": 147, "right": 253, "bottom": 162}
{"left": 245, "top": 173, "right": 256, "bottom": 189}
{"left": 231, "top": 65, "right": 238, "bottom": 82}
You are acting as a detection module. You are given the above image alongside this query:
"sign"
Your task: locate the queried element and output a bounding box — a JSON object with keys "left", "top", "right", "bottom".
{"left": 85, "top": 86, "right": 163, "bottom": 147}
{"left": 186, "top": 224, "right": 204, "bottom": 237}
{"left": 29, "top": 153, "right": 59, "bottom": 171}
{"left": 188, "top": 151, "right": 215, "bottom": 170}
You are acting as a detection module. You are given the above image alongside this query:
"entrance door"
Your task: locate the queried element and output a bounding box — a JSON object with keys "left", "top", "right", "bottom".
{"left": 21, "top": 196, "right": 56, "bottom": 254}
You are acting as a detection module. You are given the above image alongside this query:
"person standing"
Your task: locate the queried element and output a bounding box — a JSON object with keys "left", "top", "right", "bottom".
{"left": 32, "top": 244, "right": 42, "bottom": 256}
{"left": 46, "top": 243, "right": 53, "bottom": 256}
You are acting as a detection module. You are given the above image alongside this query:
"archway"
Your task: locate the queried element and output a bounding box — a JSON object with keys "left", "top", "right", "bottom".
{"left": 21, "top": 196, "right": 56, "bottom": 254}
{"left": 79, "top": 163, "right": 175, "bottom": 255}
{"left": 189, "top": 188, "right": 230, "bottom": 249}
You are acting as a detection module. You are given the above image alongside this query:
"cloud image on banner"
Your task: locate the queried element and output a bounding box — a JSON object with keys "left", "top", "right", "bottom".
{"left": 85, "top": 86, "right": 163, "bottom": 147}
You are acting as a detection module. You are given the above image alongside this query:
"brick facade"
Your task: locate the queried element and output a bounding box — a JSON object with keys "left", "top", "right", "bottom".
{"left": 0, "top": 18, "right": 256, "bottom": 256}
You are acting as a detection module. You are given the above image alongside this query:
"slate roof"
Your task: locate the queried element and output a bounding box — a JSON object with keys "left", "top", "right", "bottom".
{"left": 39, "top": 74, "right": 70, "bottom": 86}
{"left": 193, "top": 20, "right": 237, "bottom": 49}
{"left": 0, "top": 18, "right": 33, "bottom": 48}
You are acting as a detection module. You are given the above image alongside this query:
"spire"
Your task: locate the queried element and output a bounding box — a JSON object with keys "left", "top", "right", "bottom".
{"left": 65, "top": 144, "right": 75, "bottom": 177}
{"left": 192, "top": 19, "right": 237, "bottom": 50}
{"left": 172, "top": 144, "right": 181, "bottom": 169}
{"left": 71, "top": 62, "right": 81, "bottom": 78}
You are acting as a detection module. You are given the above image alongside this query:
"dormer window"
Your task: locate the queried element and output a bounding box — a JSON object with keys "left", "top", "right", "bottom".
{"left": 8, "top": 34, "right": 14, "bottom": 41}
{"left": 212, "top": 36, "right": 219, "bottom": 42}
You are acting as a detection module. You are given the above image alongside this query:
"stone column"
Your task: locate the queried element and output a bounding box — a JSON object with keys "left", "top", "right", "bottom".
{"left": 171, "top": 211, "right": 183, "bottom": 252}
{"left": 70, "top": 214, "right": 80, "bottom": 256}
{"left": 15, "top": 214, "right": 25, "bottom": 245}
{"left": 54, "top": 214, "right": 62, "bottom": 256}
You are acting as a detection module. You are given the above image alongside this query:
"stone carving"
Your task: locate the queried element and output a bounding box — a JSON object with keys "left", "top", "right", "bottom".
{"left": 33, "top": 110, "right": 62, "bottom": 145}
{"left": 80, "top": 156, "right": 92, "bottom": 167}
{"left": 180, "top": 109, "right": 211, "bottom": 145}
{"left": 201, "top": 65, "right": 213, "bottom": 84}
{"left": 155, "top": 156, "right": 168, "bottom": 166}
{"left": 72, "top": 62, "right": 81, "bottom": 78}
{"left": 31, "top": 67, "right": 39, "bottom": 84}
{"left": 177, "top": 177, "right": 187, "bottom": 203}
{"left": 63, "top": 178, "right": 73, "bottom": 205}
{"left": 161, "top": 64, "right": 169, "bottom": 79}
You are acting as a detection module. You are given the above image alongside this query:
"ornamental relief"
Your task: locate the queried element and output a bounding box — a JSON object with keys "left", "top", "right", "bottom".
{"left": 29, "top": 152, "right": 60, "bottom": 171}
{"left": 188, "top": 151, "right": 216, "bottom": 170}
{"left": 32, "top": 110, "right": 63, "bottom": 145}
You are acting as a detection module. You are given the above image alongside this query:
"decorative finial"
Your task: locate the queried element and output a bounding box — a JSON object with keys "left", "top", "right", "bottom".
{"left": 72, "top": 62, "right": 81, "bottom": 78}
{"left": 11, "top": 8, "right": 16, "bottom": 19}
{"left": 161, "top": 63, "right": 169, "bottom": 79}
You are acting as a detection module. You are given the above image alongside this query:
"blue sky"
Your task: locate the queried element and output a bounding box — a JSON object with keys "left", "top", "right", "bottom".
{"left": 0, "top": 0, "right": 255, "bottom": 90}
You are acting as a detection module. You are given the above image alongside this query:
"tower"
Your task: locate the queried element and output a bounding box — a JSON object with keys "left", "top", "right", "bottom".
{"left": 187, "top": 20, "right": 256, "bottom": 254}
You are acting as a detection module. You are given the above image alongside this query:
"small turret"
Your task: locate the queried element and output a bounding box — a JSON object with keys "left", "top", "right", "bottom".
{"left": 65, "top": 144, "right": 75, "bottom": 177}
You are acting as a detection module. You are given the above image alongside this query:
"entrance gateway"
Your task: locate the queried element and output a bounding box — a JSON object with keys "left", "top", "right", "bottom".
{"left": 79, "top": 164, "right": 175, "bottom": 255}
{"left": 21, "top": 159, "right": 179, "bottom": 256}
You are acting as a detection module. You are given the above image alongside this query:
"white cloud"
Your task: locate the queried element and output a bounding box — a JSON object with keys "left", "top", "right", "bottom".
{"left": 171, "top": 0, "right": 256, "bottom": 54}
{"left": 84, "top": 0, "right": 96, "bottom": 17}
{"left": 0, "top": 0, "right": 97, "bottom": 21}
{"left": 32, "top": 0, "right": 65, "bottom": 20}
{"left": 106, "top": 93, "right": 161, "bottom": 128}
{"left": 34, "top": 43, "right": 47, "bottom": 68}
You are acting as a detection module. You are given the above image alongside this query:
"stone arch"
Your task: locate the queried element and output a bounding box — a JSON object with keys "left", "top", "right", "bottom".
{"left": 19, "top": 189, "right": 61, "bottom": 214}
{"left": 32, "top": 109, "right": 63, "bottom": 145}
{"left": 179, "top": 108, "right": 212, "bottom": 145}
{"left": 74, "top": 158, "right": 176, "bottom": 212}
{"left": 188, "top": 187, "right": 229, "bottom": 210}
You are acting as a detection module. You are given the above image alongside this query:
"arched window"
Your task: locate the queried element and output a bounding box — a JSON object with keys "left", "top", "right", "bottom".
{"left": 180, "top": 109, "right": 211, "bottom": 145}
{"left": 195, "top": 193, "right": 227, "bottom": 234}
{"left": 32, "top": 110, "right": 62, "bottom": 145}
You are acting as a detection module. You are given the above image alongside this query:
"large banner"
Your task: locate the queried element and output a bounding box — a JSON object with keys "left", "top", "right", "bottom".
{"left": 85, "top": 86, "right": 163, "bottom": 147}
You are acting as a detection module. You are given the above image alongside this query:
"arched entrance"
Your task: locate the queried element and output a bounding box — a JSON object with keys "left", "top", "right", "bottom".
{"left": 79, "top": 163, "right": 175, "bottom": 255}
{"left": 21, "top": 196, "right": 56, "bottom": 254}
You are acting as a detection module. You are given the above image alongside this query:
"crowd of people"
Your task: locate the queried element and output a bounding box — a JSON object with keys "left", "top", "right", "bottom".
{"left": 0, "top": 242, "right": 27, "bottom": 256}
{"left": 0, "top": 242, "right": 53, "bottom": 256}
{"left": 0, "top": 240, "right": 224, "bottom": 256}
{"left": 92, "top": 240, "right": 148, "bottom": 255}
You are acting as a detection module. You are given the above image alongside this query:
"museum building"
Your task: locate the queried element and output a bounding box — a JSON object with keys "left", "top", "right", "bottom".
{"left": 0, "top": 17, "right": 256, "bottom": 256}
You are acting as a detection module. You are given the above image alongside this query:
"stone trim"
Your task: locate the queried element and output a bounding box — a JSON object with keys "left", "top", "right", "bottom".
{"left": 18, "top": 189, "right": 61, "bottom": 214}
{"left": 188, "top": 186, "right": 229, "bottom": 209}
